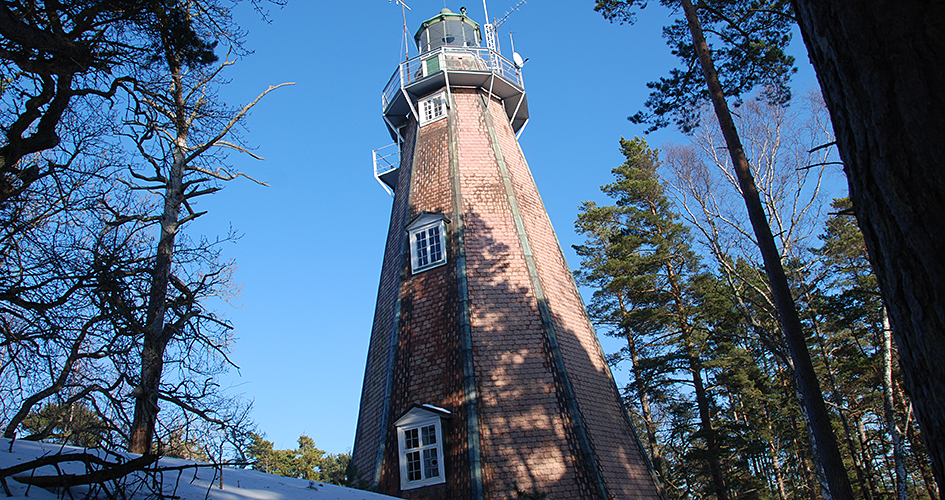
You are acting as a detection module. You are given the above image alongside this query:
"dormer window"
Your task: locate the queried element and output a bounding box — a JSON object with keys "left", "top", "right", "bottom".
{"left": 394, "top": 405, "right": 450, "bottom": 490}
{"left": 406, "top": 212, "right": 449, "bottom": 274}
{"left": 419, "top": 92, "right": 447, "bottom": 126}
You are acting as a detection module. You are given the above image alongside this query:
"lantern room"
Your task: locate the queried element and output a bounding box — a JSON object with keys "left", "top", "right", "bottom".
{"left": 414, "top": 8, "right": 481, "bottom": 53}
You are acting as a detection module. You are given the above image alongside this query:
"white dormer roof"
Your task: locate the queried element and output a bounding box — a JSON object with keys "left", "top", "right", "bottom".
{"left": 405, "top": 212, "right": 450, "bottom": 232}
{"left": 394, "top": 404, "right": 452, "bottom": 427}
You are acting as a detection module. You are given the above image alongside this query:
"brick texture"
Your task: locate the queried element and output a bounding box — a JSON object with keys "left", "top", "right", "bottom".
{"left": 377, "top": 113, "right": 472, "bottom": 499}
{"left": 453, "top": 89, "right": 593, "bottom": 499}
{"left": 354, "top": 84, "right": 661, "bottom": 500}
{"left": 490, "top": 94, "right": 662, "bottom": 499}
{"left": 351, "top": 121, "right": 418, "bottom": 486}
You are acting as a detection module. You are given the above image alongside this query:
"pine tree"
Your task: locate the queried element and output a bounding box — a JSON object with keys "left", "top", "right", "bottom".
{"left": 575, "top": 137, "right": 728, "bottom": 498}
{"left": 246, "top": 433, "right": 351, "bottom": 486}
{"left": 816, "top": 198, "right": 935, "bottom": 499}
{"left": 594, "top": 2, "right": 853, "bottom": 495}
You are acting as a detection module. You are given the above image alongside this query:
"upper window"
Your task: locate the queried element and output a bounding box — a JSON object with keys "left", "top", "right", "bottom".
{"left": 419, "top": 92, "right": 447, "bottom": 126}
{"left": 406, "top": 213, "right": 449, "bottom": 274}
{"left": 394, "top": 405, "right": 450, "bottom": 490}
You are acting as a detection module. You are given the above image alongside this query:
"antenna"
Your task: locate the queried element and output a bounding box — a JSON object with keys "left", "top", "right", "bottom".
{"left": 495, "top": 0, "right": 526, "bottom": 29}
{"left": 483, "top": 0, "right": 498, "bottom": 55}
{"left": 390, "top": 0, "right": 412, "bottom": 60}
{"left": 510, "top": 32, "right": 527, "bottom": 68}
{"left": 483, "top": 0, "right": 525, "bottom": 55}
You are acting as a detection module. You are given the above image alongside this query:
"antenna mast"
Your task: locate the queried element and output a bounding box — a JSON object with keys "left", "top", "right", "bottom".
{"left": 483, "top": 0, "right": 525, "bottom": 55}
{"left": 482, "top": 0, "right": 498, "bottom": 55}
{"left": 391, "top": 0, "right": 412, "bottom": 60}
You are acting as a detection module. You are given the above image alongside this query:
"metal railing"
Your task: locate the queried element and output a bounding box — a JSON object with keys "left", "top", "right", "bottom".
{"left": 372, "top": 142, "right": 401, "bottom": 196}
{"left": 382, "top": 46, "right": 524, "bottom": 112}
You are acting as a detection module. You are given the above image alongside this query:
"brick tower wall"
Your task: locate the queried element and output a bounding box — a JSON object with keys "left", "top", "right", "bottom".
{"left": 356, "top": 85, "right": 661, "bottom": 499}
{"left": 351, "top": 121, "right": 418, "bottom": 486}
{"left": 489, "top": 96, "right": 662, "bottom": 499}
{"left": 377, "top": 113, "right": 473, "bottom": 498}
{"left": 453, "top": 89, "right": 598, "bottom": 499}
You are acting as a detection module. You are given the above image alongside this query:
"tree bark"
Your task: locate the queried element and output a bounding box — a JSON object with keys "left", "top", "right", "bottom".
{"left": 679, "top": 0, "right": 853, "bottom": 498}
{"left": 881, "top": 309, "right": 908, "bottom": 500}
{"left": 128, "top": 48, "right": 186, "bottom": 454}
{"left": 687, "top": 345, "right": 728, "bottom": 500}
{"left": 789, "top": 2, "right": 945, "bottom": 497}
{"left": 627, "top": 327, "right": 663, "bottom": 480}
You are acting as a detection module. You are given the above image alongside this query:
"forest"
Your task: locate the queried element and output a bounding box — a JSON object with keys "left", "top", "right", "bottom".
{"left": 0, "top": 0, "right": 943, "bottom": 499}
{"left": 573, "top": 115, "right": 933, "bottom": 498}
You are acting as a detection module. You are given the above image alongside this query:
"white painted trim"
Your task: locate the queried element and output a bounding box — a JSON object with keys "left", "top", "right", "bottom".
{"left": 409, "top": 219, "right": 448, "bottom": 274}
{"left": 396, "top": 414, "right": 446, "bottom": 490}
{"left": 419, "top": 91, "right": 448, "bottom": 126}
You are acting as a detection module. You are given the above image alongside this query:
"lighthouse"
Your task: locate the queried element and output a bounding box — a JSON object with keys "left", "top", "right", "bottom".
{"left": 353, "top": 7, "right": 661, "bottom": 499}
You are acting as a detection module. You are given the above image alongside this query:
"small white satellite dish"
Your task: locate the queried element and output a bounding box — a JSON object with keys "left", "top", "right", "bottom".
{"left": 512, "top": 51, "right": 526, "bottom": 68}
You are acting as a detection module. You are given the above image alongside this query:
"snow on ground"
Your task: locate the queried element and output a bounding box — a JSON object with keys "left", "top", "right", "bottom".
{"left": 0, "top": 439, "right": 400, "bottom": 500}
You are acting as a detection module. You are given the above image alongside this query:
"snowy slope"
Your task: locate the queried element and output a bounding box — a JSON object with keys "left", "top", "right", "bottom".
{"left": 0, "top": 439, "right": 400, "bottom": 500}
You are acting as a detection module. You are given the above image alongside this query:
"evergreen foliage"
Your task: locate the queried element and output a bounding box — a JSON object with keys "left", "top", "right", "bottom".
{"left": 576, "top": 138, "right": 937, "bottom": 499}
{"left": 593, "top": 0, "right": 795, "bottom": 132}
{"left": 21, "top": 402, "right": 110, "bottom": 448}
{"left": 247, "top": 434, "right": 351, "bottom": 486}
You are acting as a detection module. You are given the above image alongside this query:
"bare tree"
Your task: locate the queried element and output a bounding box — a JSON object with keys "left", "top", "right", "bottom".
{"left": 0, "top": 1, "right": 289, "bottom": 463}
{"left": 664, "top": 92, "right": 851, "bottom": 496}
{"left": 112, "top": 7, "right": 291, "bottom": 451}
{"left": 664, "top": 96, "right": 836, "bottom": 359}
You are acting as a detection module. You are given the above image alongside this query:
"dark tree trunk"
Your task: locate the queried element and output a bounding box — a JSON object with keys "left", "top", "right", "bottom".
{"left": 790, "top": 2, "right": 945, "bottom": 497}
{"left": 679, "top": 0, "right": 854, "bottom": 498}
{"left": 627, "top": 328, "right": 663, "bottom": 480}
{"left": 128, "top": 50, "right": 186, "bottom": 454}
{"left": 687, "top": 345, "right": 728, "bottom": 500}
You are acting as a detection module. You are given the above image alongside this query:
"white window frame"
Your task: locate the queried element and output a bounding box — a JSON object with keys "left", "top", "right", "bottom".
{"left": 419, "top": 92, "right": 447, "bottom": 126}
{"left": 395, "top": 409, "right": 446, "bottom": 490}
{"left": 407, "top": 214, "right": 448, "bottom": 274}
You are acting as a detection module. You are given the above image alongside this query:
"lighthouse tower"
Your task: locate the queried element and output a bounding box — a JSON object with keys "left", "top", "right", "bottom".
{"left": 353, "top": 8, "right": 661, "bottom": 499}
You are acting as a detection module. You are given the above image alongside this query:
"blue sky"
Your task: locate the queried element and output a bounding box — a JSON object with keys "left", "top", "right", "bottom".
{"left": 190, "top": 0, "right": 825, "bottom": 454}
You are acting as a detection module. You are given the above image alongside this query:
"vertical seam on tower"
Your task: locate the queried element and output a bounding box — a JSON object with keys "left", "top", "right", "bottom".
{"left": 508, "top": 135, "right": 668, "bottom": 499}
{"left": 448, "top": 94, "right": 485, "bottom": 500}
{"left": 373, "top": 122, "right": 419, "bottom": 488}
{"left": 478, "top": 93, "right": 610, "bottom": 500}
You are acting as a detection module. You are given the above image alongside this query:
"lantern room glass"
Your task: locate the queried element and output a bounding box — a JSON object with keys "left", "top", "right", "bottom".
{"left": 417, "top": 19, "right": 480, "bottom": 53}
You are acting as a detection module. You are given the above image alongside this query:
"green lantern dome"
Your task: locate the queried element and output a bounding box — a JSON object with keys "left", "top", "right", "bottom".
{"left": 414, "top": 7, "right": 481, "bottom": 54}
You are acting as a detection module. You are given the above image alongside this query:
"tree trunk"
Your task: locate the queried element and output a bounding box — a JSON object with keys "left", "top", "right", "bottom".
{"left": 128, "top": 57, "right": 187, "bottom": 455}
{"left": 678, "top": 0, "right": 853, "bottom": 498}
{"left": 789, "top": 2, "right": 945, "bottom": 497}
{"left": 790, "top": 413, "right": 820, "bottom": 500}
{"left": 687, "top": 346, "right": 728, "bottom": 500}
{"left": 881, "top": 309, "right": 908, "bottom": 500}
{"left": 627, "top": 329, "right": 663, "bottom": 480}
{"left": 854, "top": 417, "right": 882, "bottom": 500}
{"left": 766, "top": 419, "right": 788, "bottom": 500}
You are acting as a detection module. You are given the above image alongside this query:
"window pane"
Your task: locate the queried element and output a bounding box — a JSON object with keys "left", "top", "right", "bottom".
{"left": 421, "top": 425, "right": 436, "bottom": 446}
{"left": 415, "top": 231, "right": 429, "bottom": 267}
{"left": 404, "top": 428, "right": 420, "bottom": 449}
{"left": 407, "top": 451, "right": 422, "bottom": 481}
{"left": 423, "top": 100, "right": 434, "bottom": 122}
{"left": 428, "top": 226, "right": 443, "bottom": 263}
{"left": 423, "top": 448, "right": 439, "bottom": 478}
